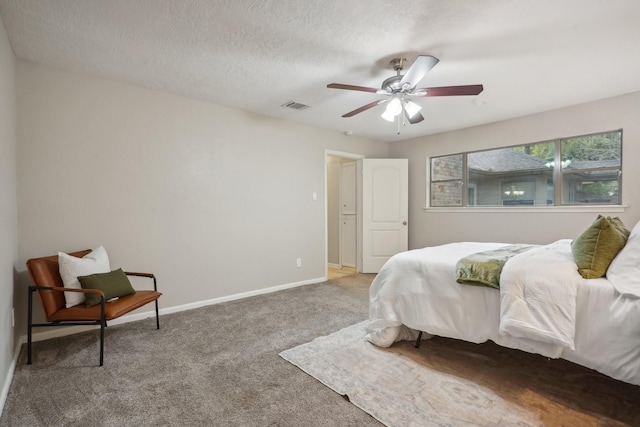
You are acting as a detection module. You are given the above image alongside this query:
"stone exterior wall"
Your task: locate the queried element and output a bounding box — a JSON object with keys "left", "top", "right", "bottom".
{"left": 431, "top": 155, "right": 462, "bottom": 181}
{"left": 431, "top": 155, "right": 463, "bottom": 206}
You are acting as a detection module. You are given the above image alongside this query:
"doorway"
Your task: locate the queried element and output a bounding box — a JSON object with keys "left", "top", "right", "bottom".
{"left": 325, "top": 150, "right": 364, "bottom": 279}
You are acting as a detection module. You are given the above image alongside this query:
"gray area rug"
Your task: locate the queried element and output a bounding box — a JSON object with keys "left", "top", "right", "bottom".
{"left": 281, "top": 321, "right": 640, "bottom": 427}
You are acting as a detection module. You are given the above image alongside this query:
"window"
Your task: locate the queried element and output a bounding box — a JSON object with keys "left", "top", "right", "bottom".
{"left": 560, "top": 132, "right": 621, "bottom": 205}
{"left": 428, "top": 130, "right": 622, "bottom": 207}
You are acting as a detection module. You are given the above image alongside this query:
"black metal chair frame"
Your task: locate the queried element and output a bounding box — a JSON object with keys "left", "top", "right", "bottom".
{"left": 27, "top": 272, "right": 160, "bottom": 367}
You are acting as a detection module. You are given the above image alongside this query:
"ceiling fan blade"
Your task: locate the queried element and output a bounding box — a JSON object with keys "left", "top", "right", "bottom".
{"left": 327, "top": 83, "right": 379, "bottom": 93}
{"left": 413, "top": 84, "right": 484, "bottom": 97}
{"left": 342, "top": 99, "right": 387, "bottom": 118}
{"left": 405, "top": 109, "right": 424, "bottom": 124}
{"left": 399, "top": 55, "right": 439, "bottom": 87}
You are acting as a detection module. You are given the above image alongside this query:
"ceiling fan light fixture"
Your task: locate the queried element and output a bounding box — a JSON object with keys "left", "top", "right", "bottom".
{"left": 381, "top": 97, "right": 402, "bottom": 122}
{"left": 381, "top": 108, "right": 396, "bottom": 122}
{"left": 404, "top": 100, "right": 421, "bottom": 118}
{"left": 387, "top": 97, "right": 403, "bottom": 114}
{"left": 328, "top": 54, "right": 483, "bottom": 129}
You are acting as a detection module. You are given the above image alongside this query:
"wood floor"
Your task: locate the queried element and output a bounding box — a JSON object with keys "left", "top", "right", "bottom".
{"left": 327, "top": 266, "right": 357, "bottom": 279}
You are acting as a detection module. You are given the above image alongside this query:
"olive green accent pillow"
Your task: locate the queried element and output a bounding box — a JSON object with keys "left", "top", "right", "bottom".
{"left": 571, "top": 215, "right": 629, "bottom": 279}
{"left": 78, "top": 268, "right": 135, "bottom": 307}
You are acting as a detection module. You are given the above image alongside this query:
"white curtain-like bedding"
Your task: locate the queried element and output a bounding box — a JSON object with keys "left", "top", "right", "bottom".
{"left": 366, "top": 240, "right": 640, "bottom": 386}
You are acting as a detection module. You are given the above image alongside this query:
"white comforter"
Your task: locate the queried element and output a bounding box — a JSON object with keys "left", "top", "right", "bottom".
{"left": 499, "top": 240, "right": 579, "bottom": 352}
{"left": 366, "top": 240, "right": 640, "bottom": 386}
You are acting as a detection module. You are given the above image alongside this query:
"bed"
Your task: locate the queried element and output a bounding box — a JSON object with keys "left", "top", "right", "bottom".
{"left": 366, "top": 218, "right": 640, "bottom": 386}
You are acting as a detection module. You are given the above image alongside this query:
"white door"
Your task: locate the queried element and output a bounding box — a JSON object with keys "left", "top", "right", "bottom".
{"left": 340, "top": 161, "right": 357, "bottom": 215}
{"left": 340, "top": 161, "right": 357, "bottom": 267}
{"left": 361, "top": 159, "right": 408, "bottom": 273}
{"left": 341, "top": 215, "right": 357, "bottom": 267}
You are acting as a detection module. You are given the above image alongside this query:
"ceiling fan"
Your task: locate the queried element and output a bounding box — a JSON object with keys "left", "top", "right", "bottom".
{"left": 327, "top": 55, "right": 483, "bottom": 130}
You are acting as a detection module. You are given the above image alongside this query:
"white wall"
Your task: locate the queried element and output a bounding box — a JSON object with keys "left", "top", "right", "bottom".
{"left": 0, "top": 16, "right": 17, "bottom": 415}
{"left": 390, "top": 92, "right": 640, "bottom": 249}
{"left": 16, "top": 61, "right": 388, "bottom": 330}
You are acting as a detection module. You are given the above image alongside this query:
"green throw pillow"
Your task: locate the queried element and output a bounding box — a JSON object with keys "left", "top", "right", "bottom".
{"left": 78, "top": 268, "right": 135, "bottom": 307}
{"left": 571, "top": 215, "right": 629, "bottom": 279}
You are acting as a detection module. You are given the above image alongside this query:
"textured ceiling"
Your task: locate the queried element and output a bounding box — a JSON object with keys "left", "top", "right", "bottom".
{"left": 2, "top": 0, "right": 640, "bottom": 142}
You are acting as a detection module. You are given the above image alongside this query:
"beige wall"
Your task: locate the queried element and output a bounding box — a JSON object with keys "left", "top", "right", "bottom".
{"left": 15, "top": 61, "right": 388, "bottom": 330}
{"left": 390, "top": 92, "right": 640, "bottom": 249}
{"left": 0, "top": 17, "right": 17, "bottom": 411}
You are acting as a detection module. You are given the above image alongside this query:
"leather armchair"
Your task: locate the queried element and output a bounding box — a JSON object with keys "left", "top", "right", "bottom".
{"left": 26, "top": 250, "right": 162, "bottom": 366}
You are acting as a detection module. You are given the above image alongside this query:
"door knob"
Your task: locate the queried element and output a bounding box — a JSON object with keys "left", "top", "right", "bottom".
{"left": 402, "top": 221, "right": 407, "bottom": 226}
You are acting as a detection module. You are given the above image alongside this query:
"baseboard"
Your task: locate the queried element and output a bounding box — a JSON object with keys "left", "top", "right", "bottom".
{"left": 158, "top": 276, "right": 325, "bottom": 316}
{"left": 327, "top": 263, "right": 341, "bottom": 269}
{"left": 24, "top": 276, "right": 326, "bottom": 343}
{"left": 0, "top": 339, "right": 22, "bottom": 419}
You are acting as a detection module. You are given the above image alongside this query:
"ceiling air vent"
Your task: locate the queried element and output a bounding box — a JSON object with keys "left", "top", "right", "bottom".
{"left": 281, "top": 100, "right": 310, "bottom": 111}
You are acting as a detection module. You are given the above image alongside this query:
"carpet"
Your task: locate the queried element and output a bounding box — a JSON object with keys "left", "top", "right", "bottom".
{"left": 2, "top": 275, "right": 383, "bottom": 427}
{"left": 280, "top": 321, "right": 640, "bottom": 427}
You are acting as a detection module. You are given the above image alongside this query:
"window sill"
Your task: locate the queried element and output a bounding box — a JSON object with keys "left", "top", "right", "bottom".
{"left": 422, "top": 205, "right": 628, "bottom": 213}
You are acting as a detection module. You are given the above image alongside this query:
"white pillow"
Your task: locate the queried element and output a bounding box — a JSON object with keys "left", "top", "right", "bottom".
{"left": 59, "top": 246, "right": 110, "bottom": 307}
{"left": 607, "top": 221, "right": 640, "bottom": 298}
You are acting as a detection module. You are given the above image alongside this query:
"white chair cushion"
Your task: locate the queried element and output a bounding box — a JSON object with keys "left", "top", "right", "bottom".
{"left": 58, "top": 246, "right": 110, "bottom": 307}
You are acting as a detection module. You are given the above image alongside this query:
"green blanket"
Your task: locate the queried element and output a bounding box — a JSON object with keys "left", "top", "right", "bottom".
{"left": 455, "top": 244, "right": 538, "bottom": 289}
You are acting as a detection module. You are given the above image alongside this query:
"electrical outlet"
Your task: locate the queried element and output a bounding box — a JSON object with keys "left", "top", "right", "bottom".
{"left": 296, "top": 258, "right": 302, "bottom": 268}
